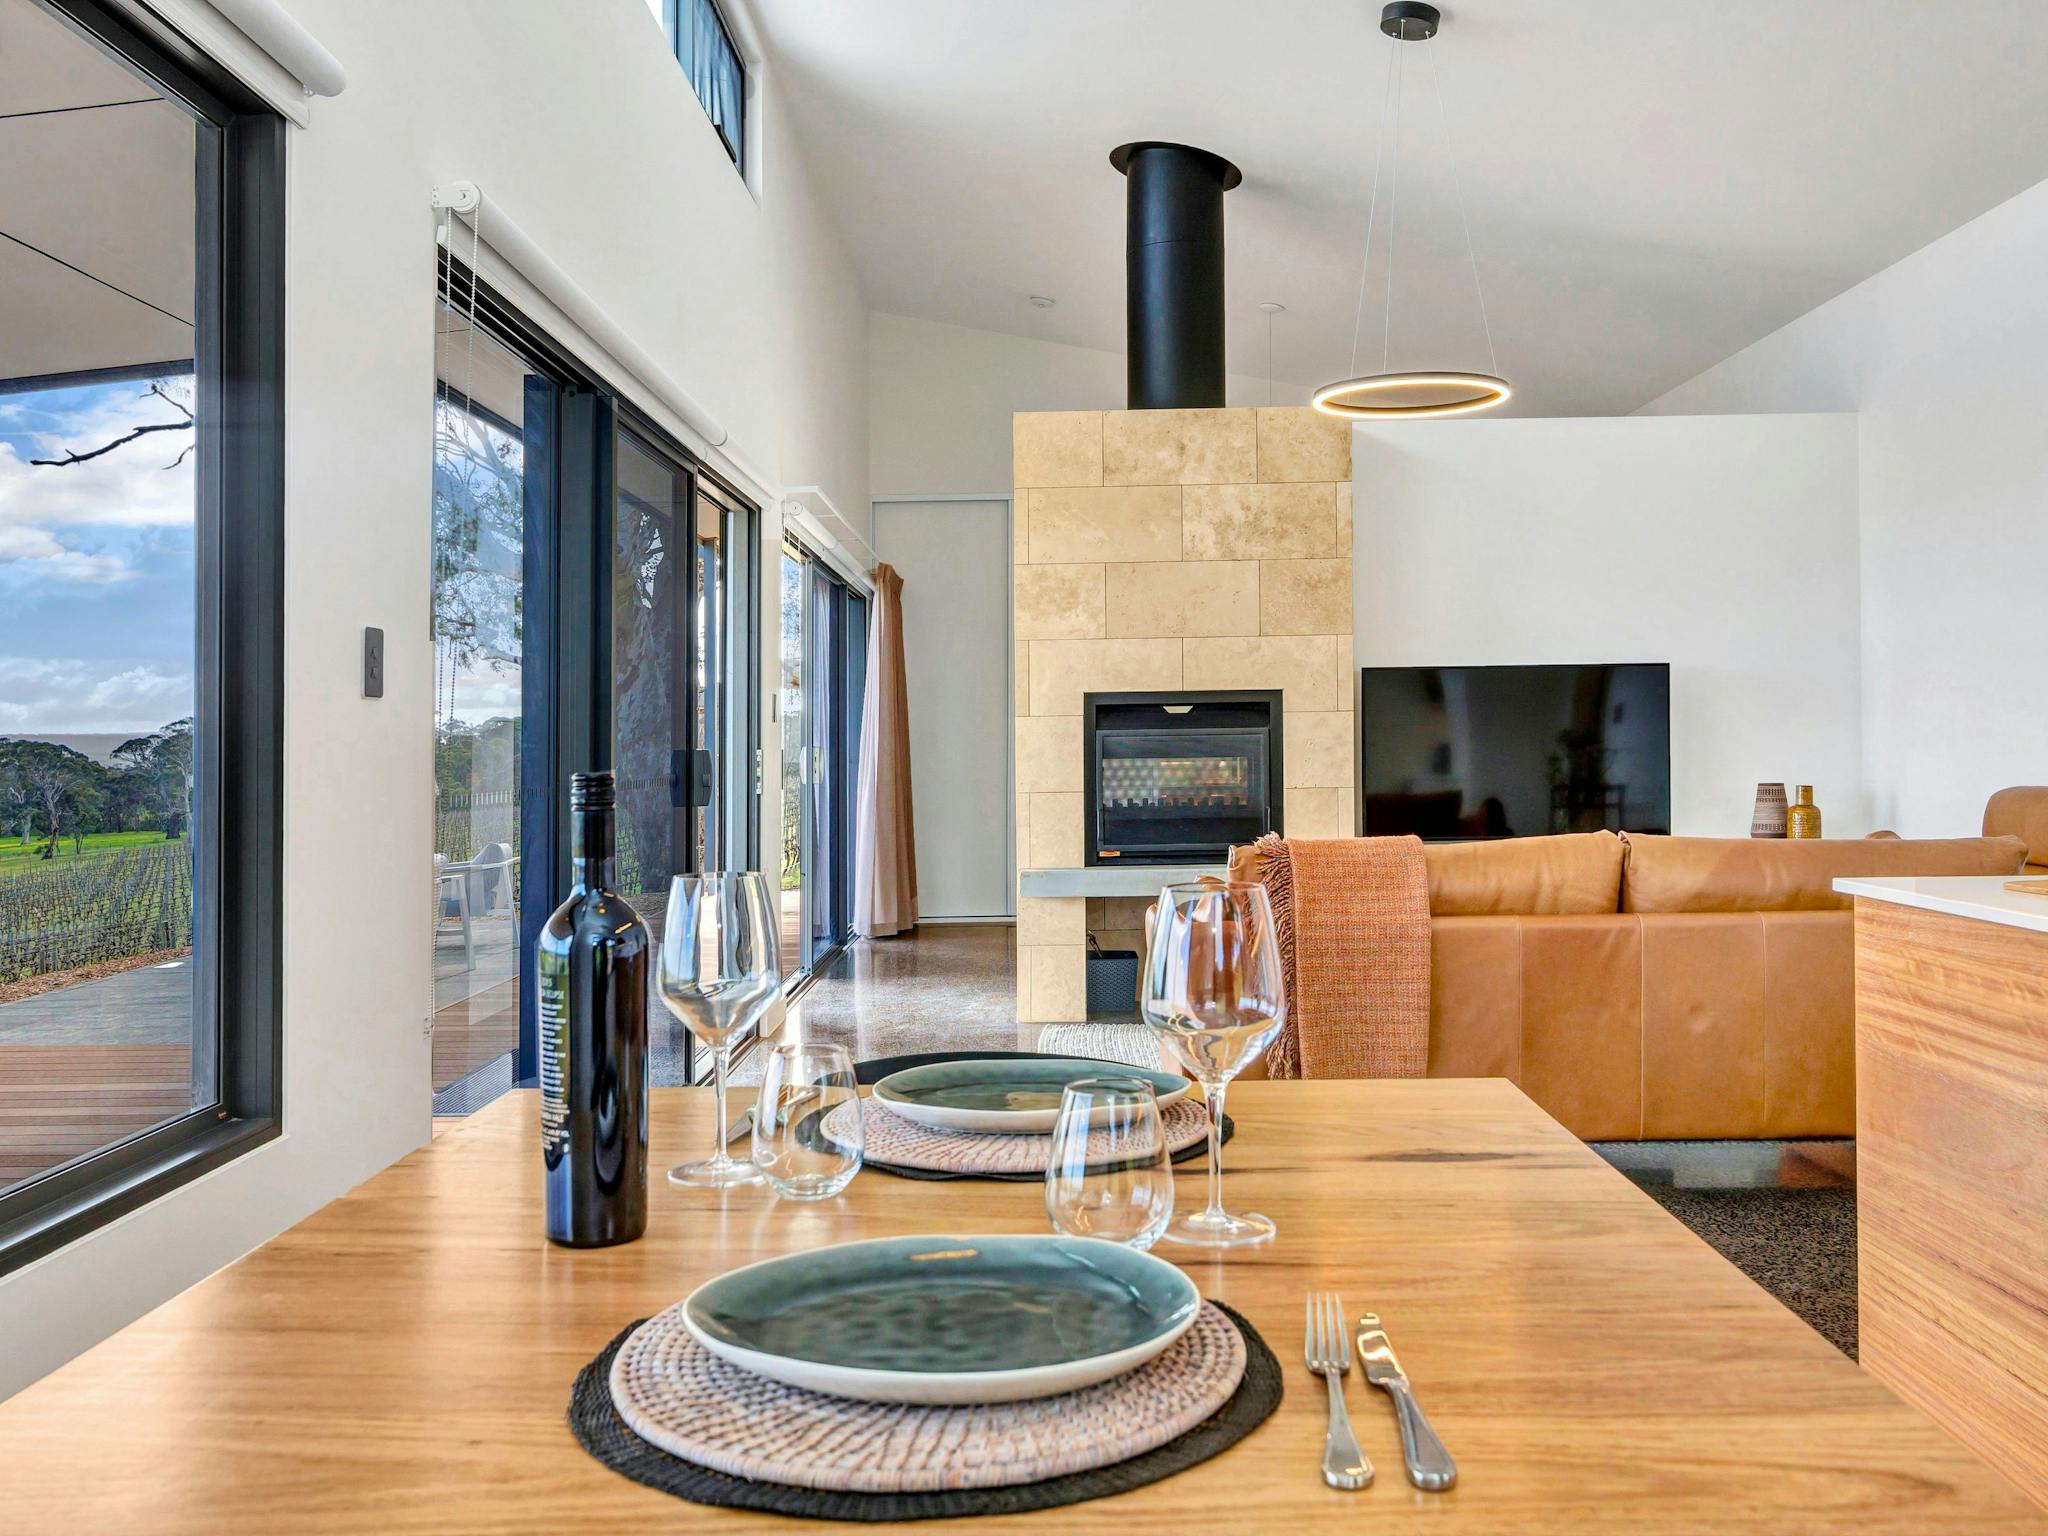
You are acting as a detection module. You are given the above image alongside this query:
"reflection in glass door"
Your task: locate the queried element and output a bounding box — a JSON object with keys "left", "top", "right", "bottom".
{"left": 614, "top": 425, "right": 758, "bottom": 1081}
{"left": 778, "top": 544, "right": 808, "bottom": 980}
{"left": 779, "top": 538, "right": 871, "bottom": 982}
{"left": 431, "top": 298, "right": 553, "bottom": 1104}
{"left": 612, "top": 429, "right": 689, "bottom": 918}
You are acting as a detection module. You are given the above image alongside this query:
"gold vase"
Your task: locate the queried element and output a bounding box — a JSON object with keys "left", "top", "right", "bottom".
{"left": 1786, "top": 784, "right": 1822, "bottom": 839}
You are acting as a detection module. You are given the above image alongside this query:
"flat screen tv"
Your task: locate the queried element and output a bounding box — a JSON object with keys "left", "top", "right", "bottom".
{"left": 1358, "top": 663, "right": 1671, "bottom": 840}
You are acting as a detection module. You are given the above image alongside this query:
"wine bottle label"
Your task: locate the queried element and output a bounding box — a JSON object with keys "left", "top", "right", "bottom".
{"left": 538, "top": 960, "right": 568, "bottom": 1161}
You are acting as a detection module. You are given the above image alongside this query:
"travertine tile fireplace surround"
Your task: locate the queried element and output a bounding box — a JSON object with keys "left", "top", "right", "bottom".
{"left": 1013, "top": 405, "right": 1357, "bottom": 1023}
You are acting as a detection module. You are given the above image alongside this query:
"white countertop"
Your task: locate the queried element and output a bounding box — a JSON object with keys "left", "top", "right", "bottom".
{"left": 1834, "top": 875, "right": 2048, "bottom": 936}
{"left": 1019, "top": 864, "right": 1227, "bottom": 899}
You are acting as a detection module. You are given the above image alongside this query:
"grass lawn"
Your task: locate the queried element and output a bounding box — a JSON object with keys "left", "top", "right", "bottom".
{"left": 0, "top": 830, "right": 182, "bottom": 878}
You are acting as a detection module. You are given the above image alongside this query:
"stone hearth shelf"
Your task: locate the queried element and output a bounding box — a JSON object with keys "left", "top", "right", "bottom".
{"left": 1019, "top": 865, "right": 1227, "bottom": 899}
{"left": 1012, "top": 405, "right": 1357, "bottom": 1024}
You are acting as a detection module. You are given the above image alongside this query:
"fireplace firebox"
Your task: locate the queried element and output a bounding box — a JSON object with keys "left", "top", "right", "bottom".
{"left": 1082, "top": 691, "right": 1283, "bottom": 865}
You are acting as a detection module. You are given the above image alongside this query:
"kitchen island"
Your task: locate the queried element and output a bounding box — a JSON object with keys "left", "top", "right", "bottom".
{"left": 1838, "top": 875, "right": 2048, "bottom": 1508}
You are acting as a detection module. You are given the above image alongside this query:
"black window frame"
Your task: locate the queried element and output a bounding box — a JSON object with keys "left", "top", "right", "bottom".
{"left": 0, "top": 0, "right": 285, "bottom": 1275}
{"left": 660, "top": 0, "right": 748, "bottom": 176}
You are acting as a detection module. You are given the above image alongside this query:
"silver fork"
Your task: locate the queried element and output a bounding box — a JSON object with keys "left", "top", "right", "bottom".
{"left": 1304, "top": 1291, "right": 1372, "bottom": 1489}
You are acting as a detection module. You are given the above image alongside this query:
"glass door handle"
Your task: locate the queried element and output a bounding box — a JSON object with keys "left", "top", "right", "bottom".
{"left": 669, "top": 749, "right": 713, "bottom": 808}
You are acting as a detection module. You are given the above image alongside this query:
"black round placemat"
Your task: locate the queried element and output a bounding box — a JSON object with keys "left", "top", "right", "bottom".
{"left": 568, "top": 1301, "right": 1281, "bottom": 1522}
{"left": 864, "top": 1113, "right": 1234, "bottom": 1182}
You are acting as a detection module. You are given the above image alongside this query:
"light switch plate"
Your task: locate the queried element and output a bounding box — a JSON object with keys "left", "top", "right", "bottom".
{"left": 363, "top": 626, "right": 384, "bottom": 698}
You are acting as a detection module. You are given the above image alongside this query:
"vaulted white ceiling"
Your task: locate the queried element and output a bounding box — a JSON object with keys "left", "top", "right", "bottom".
{"left": 755, "top": 0, "right": 2048, "bottom": 414}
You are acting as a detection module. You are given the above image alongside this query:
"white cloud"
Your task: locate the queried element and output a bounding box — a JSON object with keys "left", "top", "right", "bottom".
{"left": 0, "top": 657, "right": 193, "bottom": 734}
{"left": 0, "top": 385, "right": 197, "bottom": 533}
{"left": 0, "top": 524, "right": 130, "bottom": 583}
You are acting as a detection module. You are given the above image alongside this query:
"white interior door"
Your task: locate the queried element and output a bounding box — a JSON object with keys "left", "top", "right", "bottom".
{"left": 873, "top": 498, "right": 1013, "bottom": 919}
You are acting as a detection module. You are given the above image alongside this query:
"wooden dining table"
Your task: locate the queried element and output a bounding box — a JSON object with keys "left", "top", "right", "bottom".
{"left": 1, "top": 1077, "right": 2041, "bottom": 1532}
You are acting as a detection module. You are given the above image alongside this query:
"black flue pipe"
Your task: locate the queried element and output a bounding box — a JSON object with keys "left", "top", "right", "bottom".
{"left": 1111, "top": 142, "right": 1241, "bottom": 410}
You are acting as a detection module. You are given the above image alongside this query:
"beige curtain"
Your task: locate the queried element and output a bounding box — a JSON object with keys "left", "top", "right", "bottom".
{"left": 854, "top": 563, "right": 917, "bottom": 937}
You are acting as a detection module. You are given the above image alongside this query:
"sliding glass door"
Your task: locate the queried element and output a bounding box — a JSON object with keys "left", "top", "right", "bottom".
{"left": 432, "top": 262, "right": 759, "bottom": 1106}
{"left": 431, "top": 299, "right": 558, "bottom": 1106}
{"left": 613, "top": 421, "right": 759, "bottom": 1082}
{"left": 778, "top": 538, "right": 869, "bottom": 981}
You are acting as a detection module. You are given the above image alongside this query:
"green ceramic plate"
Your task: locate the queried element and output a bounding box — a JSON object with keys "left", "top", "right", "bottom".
{"left": 682, "top": 1233, "right": 1201, "bottom": 1403}
{"left": 872, "top": 1056, "right": 1191, "bottom": 1133}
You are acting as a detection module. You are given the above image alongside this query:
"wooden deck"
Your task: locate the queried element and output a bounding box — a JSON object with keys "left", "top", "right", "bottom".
{"left": 0, "top": 1045, "right": 193, "bottom": 1190}
{"left": 432, "top": 977, "right": 517, "bottom": 1090}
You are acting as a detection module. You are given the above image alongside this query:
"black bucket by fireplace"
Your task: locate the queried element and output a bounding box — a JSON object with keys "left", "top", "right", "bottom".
{"left": 1083, "top": 691, "right": 1282, "bottom": 866}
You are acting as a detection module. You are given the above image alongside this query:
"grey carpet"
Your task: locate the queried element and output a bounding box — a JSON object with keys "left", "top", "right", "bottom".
{"left": 1615, "top": 1180, "right": 1859, "bottom": 1358}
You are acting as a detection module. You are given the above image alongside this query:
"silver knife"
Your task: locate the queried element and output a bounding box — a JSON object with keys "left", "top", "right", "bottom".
{"left": 1356, "top": 1312, "right": 1457, "bottom": 1491}
{"left": 723, "top": 1107, "right": 755, "bottom": 1145}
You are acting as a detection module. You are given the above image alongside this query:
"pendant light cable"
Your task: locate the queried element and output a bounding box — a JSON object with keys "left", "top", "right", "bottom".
{"left": 1381, "top": 30, "right": 1405, "bottom": 376}
{"left": 1316, "top": 3, "right": 1509, "bottom": 420}
{"left": 1347, "top": 34, "right": 1399, "bottom": 378}
{"left": 1427, "top": 39, "right": 1499, "bottom": 378}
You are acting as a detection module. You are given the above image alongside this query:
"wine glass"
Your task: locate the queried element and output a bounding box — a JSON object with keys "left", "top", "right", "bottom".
{"left": 1043, "top": 1076, "right": 1174, "bottom": 1250}
{"left": 753, "top": 1041, "right": 863, "bottom": 1200}
{"left": 1140, "top": 881, "right": 1287, "bottom": 1247}
{"left": 660, "top": 872, "right": 779, "bottom": 1188}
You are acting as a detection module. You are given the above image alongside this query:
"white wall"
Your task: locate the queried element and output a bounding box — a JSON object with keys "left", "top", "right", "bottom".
{"left": 1352, "top": 413, "right": 1864, "bottom": 837}
{"left": 873, "top": 499, "right": 1014, "bottom": 919}
{"left": 870, "top": 311, "right": 1308, "bottom": 497}
{"left": 1641, "top": 176, "right": 2048, "bottom": 837}
{"left": 0, "top": 0, "right": 866, "bottom": 1398}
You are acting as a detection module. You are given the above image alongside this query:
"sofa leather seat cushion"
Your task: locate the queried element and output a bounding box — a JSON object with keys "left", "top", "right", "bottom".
{"left": 1425, "top": 831, "right": 1623, "bottom": 916}
{"left": 1620, "top": 834, "right": 2027, "bottom": 913}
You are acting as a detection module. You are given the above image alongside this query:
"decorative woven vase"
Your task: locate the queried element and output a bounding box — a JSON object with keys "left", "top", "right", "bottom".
{"left": 1750, "top": 783, "right": 1788, "bottom": 839}
{"left": 1786, "top": 784, "right": 1822, "bottom": 839}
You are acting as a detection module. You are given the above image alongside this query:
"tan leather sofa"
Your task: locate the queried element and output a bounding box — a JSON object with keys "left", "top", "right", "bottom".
{"left": 1227, "top": 808, "right": 2034, "bottom": 1140}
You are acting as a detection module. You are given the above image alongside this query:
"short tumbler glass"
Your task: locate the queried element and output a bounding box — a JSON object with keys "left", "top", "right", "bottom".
{"left": 753, "top": 1042, "right": 862, "bottom": 1200}
{"left": 1043, "top": 1076, "right": 1174, "bottom": 1250}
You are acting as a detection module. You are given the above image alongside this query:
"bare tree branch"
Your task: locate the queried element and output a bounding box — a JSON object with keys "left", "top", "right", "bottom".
{"left": 164, "top": 442, "right": 195, "bottom": 470}
{"left": 28, "top": 378, "right": 195, "bottom": 468}
{"left": 29, "top": 419, "right": 191, "bottom": 467}
{"left": 146, "top": 380, "right": 193, "bottom": 420}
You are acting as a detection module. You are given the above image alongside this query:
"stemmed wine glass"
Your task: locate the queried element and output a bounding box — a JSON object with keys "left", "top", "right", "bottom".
{"left": 1140, "top": 881, "right": 1287, "bottom": 1247}
{"left": 660, "top": 872, "right": 780, "bottom": 1188}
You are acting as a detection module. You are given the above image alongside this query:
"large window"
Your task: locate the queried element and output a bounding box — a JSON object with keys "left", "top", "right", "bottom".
{"left": 652, "top": 0, "right": 748, "bottom": 175}
{"left": 0, "top": 0, "right": 283, "bottom": 1270}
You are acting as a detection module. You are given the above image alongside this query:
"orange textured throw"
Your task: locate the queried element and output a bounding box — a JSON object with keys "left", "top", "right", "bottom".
{"left": 1249, "top": 833, "right": 1430, "bottom": 1080}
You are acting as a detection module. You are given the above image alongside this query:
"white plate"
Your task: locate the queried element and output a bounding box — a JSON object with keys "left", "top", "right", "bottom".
{"left": 681, "top": 1233, "right": 1201, "bottom": 1404}
{"left": 871, "top": 1056, "right": 1191, "bottom": 1134}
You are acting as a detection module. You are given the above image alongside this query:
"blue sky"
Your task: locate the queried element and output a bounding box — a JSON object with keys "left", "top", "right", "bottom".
{"left": 0, "top": 377, "right": 196, "bottom": 737}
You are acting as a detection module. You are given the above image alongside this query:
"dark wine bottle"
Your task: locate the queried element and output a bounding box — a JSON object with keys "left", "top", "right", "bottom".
{"left": 537, "top": 770, "right": 650, "bottom": 1247}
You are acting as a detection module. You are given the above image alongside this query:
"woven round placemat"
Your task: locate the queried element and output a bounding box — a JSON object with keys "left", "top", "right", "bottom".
{"left": 836, "top": 1097, "right": 1232, "bottom": 1181}
{"left": 569, "top": 1300, "right": 1280, "bottom": 1521}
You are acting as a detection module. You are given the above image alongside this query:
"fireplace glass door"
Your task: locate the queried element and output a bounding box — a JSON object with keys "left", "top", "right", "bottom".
{"left": 1085, "top": 691, "right": 1282, "bottom": 864}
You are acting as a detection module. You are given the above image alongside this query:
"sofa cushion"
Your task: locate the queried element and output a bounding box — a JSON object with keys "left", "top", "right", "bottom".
{"left": 1983, "top": 786, "right": 2048, "bottom": 872}
{"left": 1424, "top": 831, "right": 1623, "bottom": 916}
{"left": 1620, "top": 833, "right": 2028, "bottom": 913}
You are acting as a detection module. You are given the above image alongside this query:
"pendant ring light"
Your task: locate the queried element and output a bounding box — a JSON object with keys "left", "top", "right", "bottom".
{"left": 1315, "top": 1, "right": 1511, "bottom": 420}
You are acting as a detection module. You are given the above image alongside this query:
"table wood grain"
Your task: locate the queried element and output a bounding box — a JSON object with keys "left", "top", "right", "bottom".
{"left": 1854, "top": 898, "right": 2048, "bottom": 1507}
{"left": 0, "top": 1079, "right": 2040, "bottom": 1532}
